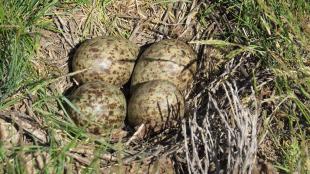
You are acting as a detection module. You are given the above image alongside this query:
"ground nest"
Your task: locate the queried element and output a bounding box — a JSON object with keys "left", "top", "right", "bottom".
{"left": 0, "top": 1, "right": 283, "bottom": 173}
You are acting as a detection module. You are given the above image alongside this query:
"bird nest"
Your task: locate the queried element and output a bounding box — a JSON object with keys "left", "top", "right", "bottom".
{"left": 1, "top": 1, "right": 277, "bottom": 173}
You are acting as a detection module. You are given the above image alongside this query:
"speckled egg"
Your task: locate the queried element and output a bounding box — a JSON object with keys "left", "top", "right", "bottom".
{"left": 131, "top": 39, "right": 196, "bottom": 92}
{"left": 69, "top": 81, "right": 126, "bottom": 135}
{"left": 72, "top": 36, "right": 139, "bottom": 86}
{"left": 127, "top": 80, "right": 185, "bottom": 132}
{"left": 0, "top": 118, "right": 19, "bottom": 147}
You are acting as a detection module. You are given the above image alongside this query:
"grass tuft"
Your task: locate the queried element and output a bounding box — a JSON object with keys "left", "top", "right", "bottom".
{"left": 0, "top": 0, "right": 58, "bottom": 100}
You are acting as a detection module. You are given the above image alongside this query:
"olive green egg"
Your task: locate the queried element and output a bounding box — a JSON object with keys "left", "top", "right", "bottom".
{"left": 127, "top": 80, "right": 185, "bottom": 132}
{"left": 72, "top": 36, "right": 139, "bottom": 86}
{"left": 131, "top": 39, "right": 196, "bottom": 92}
{"left": 69, "top": 81, "right": 126, "bottom": 135}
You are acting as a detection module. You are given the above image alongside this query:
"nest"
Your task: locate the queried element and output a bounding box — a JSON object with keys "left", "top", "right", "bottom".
{"left": 0, "top": 1, "right": 278, "bottom": 173}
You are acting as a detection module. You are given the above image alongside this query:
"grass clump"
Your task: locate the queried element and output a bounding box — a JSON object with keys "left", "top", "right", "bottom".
{"left": 204, "top": 0, "right": 309, "bottom": 173}
{"left": 0, "top": 0, "right": 58, "bottom": 100}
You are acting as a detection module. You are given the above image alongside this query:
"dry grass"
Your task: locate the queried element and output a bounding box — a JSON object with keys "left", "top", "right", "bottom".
{"left": 183, "top": 69, "right": 260, "bottom": 173}
{"left": 1, "top": 0, "right": 309, "bottom": 173}
{"left": 34, "top": 1, "right": 268, "bottom": 172}
{"left": 20, "top": 0, "right": 215, "bottom": 172}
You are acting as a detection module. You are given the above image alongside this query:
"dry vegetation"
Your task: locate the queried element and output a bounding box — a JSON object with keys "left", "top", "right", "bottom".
{"left": 0, "top": 0, "right": 309, "bottom": 173}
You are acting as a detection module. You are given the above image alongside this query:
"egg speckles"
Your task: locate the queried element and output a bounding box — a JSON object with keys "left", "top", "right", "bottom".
{"left": 128, "top": 80, "right": 185, "bottom": 132}
{"left": 131, "top": 39, "right": 196, "bottom": 92}
{"left": 72, "top": 36, "right": 139, "bottom": 86}
{"left": 69, "top": 81, "right": 126, "bottom": 135}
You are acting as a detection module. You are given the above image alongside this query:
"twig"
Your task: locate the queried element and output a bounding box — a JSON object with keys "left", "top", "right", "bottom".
{"left": 0, "top": 111, "right": 48, "bottom": 144}
{"left": 125, "top": 124, "right": 145, "bottom": 146}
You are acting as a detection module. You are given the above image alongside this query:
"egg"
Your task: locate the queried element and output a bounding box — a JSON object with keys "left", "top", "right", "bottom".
{"left": 0, "top": 118, "right": 19, "bottom": 147}
{"left": 127, "top": 80, "right": 185, "bottom": 132}
{"left": 131, "top": 39, "right": 196, "bottom": 92}
{"left": 69, "top": 81, "right": 126, "bottom": 135}
{"left": 72, "top": 36, "right": 139, "bottom": 86}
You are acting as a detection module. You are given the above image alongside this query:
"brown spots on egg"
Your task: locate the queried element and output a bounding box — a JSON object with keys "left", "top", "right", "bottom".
{"left": 131, "top": 39, "right": 197, "bottom": 93}
{"left": 93, "top": 53, "right": 100, "bottom": 58}
{"left": 72, "top": 36, "right": 139, "bottom": 86}
{"left": 128, "top": 80, "right": 185, "bottom": 132}
{"left": 69, "top": 81, "right": 126, "bottom": 136}
{"left": 114, "top": 45, "right": 119, "bottom": 51}
{"left": 109, "top": 103, "right": 117, "bottom": 109}
{"left": 90, "top": 47, "right": 99, "bottom": 52}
